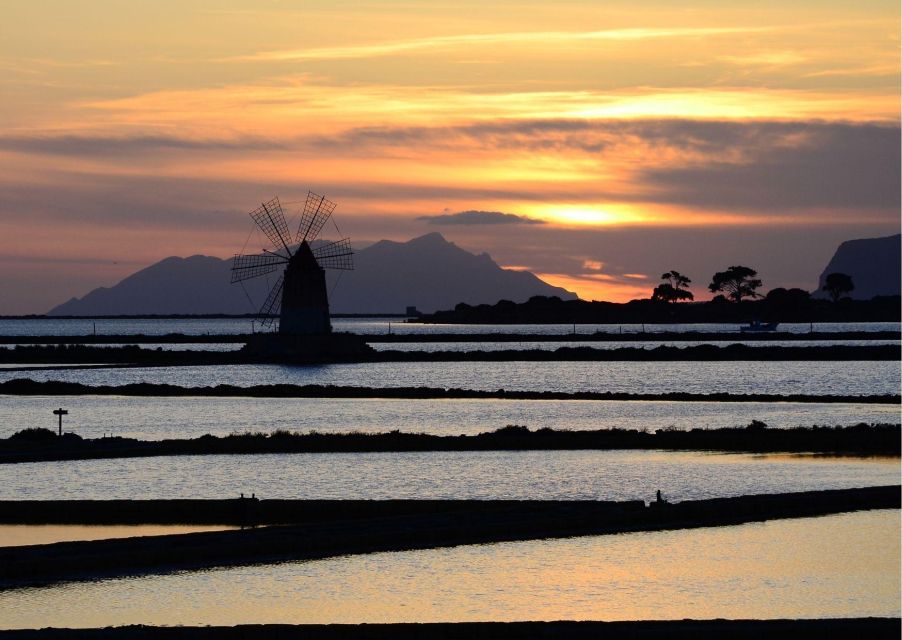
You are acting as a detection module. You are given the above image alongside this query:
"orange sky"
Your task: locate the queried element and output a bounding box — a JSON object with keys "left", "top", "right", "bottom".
{"left": 0, "top": 0, "right": 899, "bottom": 312}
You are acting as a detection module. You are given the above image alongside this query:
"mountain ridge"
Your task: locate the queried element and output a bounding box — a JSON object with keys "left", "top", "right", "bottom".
{"left": 814, "top": 233, "right": 900, "bottom": 299}
{"left": 47, "top": 233, "right": 577, "bottom": 316}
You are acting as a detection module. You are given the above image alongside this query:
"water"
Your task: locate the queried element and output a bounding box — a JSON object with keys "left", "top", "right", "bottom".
{"left": 1, "top": 510, "right": 897, "bottom": 627}
{"left": 1, "top": 316, "right": 896, "bottom": 629}
{"left": 1, "top": 450, "right": 896, "bottom": 501}
{"left": 0, "top": 318, "right": 897, "bottom": 337}
{"left": 2, "top": 361, "right": 896, "bottom": 396}
{"left": 0, "top": 524, "right": 237, "bottom": 547}
{"left": 2, "top": 396, "right": 898, "bottom": 441}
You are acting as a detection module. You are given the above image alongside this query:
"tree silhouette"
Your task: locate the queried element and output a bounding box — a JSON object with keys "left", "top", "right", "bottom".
{"left": 708, "top": 266, "right": 762, "bottom": 303}
{"left": 765, "top": 288, "right": 811, "bottom": 316}
{"left": 822, "top": 272, "right": 854, "bottom": 302}
{"left": 651, "top": 270, "right": 694, "bottom": 303}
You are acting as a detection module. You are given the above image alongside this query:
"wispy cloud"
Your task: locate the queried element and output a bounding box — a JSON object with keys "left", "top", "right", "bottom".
{"left": 804, "top": 63, "right": 900, "bottom": 78}
{"left": 0, "top": 134, "right": 281, "bottom": 156}
{"left": 232, "top": 26, "right": 771, "bottom": 62}
{"left": 718, "top": 51, "right": 806, "bottom": 66}
{"left": 418, "top": 210, "right": 546, "bottom": 225}
{"left": 78, "top": 81, "right": 900, "bottom": 133}
{"left": 1, "top": 56, "right": 119, "bottom": 69}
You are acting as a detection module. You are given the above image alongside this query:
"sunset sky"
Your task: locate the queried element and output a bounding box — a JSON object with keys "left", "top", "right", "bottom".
{"left": 1, "top": 0, "right": 899, "bottom": 314}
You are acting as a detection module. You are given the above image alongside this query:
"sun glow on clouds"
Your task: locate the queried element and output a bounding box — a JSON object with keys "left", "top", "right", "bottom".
{"left": 77, "top": 84, "right": 898, "bottom": 136}
{"left": 0, "top": 0, "right": 899, "bottom": 312}
{"left": 537, "top": 272, "right": 653, "bottom": 303}
{"left": 534, "top": 206, "right": 646, "bottom": 227}
{"left": 233, "top": 26, "right": 774, "bottom": 62}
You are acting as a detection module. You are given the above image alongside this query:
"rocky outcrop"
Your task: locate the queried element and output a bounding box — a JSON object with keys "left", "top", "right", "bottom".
{"left": 815, "top": 234, "right": 900, "bottom": 299}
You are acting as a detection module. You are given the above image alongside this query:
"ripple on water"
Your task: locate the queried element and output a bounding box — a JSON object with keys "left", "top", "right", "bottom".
{"left": 1, "top": 449, "right": 897, "bottom": 501}
{"left": 0, "top": 510, "right": 897, "bottom": 627}
{"left": 0, "top": 361, "right": 897, "bottom": 396}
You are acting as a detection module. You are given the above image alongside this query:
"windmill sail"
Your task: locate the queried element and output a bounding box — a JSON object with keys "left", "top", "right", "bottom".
{"left": 257, "top": 273, "right": 284, "bottom": 327}
{"left": 249, "top": 197, "right": 292, "bottom": 253}
{"left": 230, "top": 252, "right": 289, "bottom": 283}
{"left": 312, "top": 238, "right": 354, "bottom": 270}
{"left": 296, "top": 191, "right": 336, "bottom": 243}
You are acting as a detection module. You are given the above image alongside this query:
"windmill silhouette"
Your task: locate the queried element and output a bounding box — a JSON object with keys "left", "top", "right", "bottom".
{"left": 231, "top": 193, "right": 353, "bottom": 335}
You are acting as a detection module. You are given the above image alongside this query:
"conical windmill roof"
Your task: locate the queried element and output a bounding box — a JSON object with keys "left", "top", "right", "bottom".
{"left": 290, "top": 240, "right": 322, "bottom": 271}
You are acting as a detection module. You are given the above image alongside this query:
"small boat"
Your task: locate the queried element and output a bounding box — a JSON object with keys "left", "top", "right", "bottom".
{"left": 740, "top": 320, "right": 779, "bottom": 333}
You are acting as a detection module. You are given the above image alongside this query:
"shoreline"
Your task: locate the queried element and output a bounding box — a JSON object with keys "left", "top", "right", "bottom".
{"left": 1, "top": 329, "right": 899, "bottom": 344}
{"left": 1, "top": 379, "right": 898, "bottom": 404}
{"left": 0, "top": 343, "right": 899, "bottom": 366}
{"left": 2, "top": 424, "right": 899, "bottom": 464}
{"left": 1, "top": 487, "right": 898, "bottom": 588}
{"left": 0, "top": 619, "right": 900, "bottom": 639}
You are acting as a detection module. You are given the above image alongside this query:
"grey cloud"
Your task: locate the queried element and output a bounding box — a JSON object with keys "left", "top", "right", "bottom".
{"left": 0, "top": 134, "right": 283, "bottom": 157}
{"left": 417, "top": 210, "right": 546, "bottom": 225}
{"left": 636, "top": 123, "right": 900, "bottom": 210}
{"left": 102, "top": 118, "right": 699, "bottom": 156}
{"left": 2, "top": 119, "right": 898, "bottom": 221}
{"left": 316, "top": 120, "right": 900, "bottom": 213}
{"left": 312, "top": 119, "right": 800, "bottom": 154}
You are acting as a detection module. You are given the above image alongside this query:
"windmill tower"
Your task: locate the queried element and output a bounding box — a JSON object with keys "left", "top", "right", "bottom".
{"left": 231, "top": 193, "right": 353, "bottom": 335}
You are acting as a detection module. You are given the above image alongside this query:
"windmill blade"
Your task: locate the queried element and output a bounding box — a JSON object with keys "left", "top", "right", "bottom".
{"left": 257, "top": 273, "right": 284, "bottom": 327}
{"left": 230, "top": 252, "right": 289, "bottom": 283}
{"left": 296, "top": 191, "right": 336, "bottom": 243}
{"left": 249, "top": 197, "right": 292, "bottom": 254}
{"left": 312, "top": 238, "right": 354, "bottom": 270}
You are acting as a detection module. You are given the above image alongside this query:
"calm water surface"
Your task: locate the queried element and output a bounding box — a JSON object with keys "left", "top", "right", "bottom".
{"left": 2, "top": 396, "right": 898, "bottom": 440}
{"left": 0, "top": 318, "right": 896, "bottom": 337}
{"left": 0, "top": 524, "right": 237, "bottom": 547}
{"left": 2, "top": 450, "right": 896, "bottom": 501}
{"left": 1, "top": 510, "right": 897, "bottom": 628}
{"left": 1, "top": 361, "right": 896, "bottom": 396}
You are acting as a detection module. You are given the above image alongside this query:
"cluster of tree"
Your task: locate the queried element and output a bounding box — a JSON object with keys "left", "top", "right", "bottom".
{"left": 649, "top": 267, "right": 856, "bottom": 304}
{"left": 651, "top": 271, "right": 694, "bottom": 303}
{"left": 418, "top": 291, "right": 899, "bottom": 324}
{"left": 822, "top": 272, "right": 855, "bottom": 302}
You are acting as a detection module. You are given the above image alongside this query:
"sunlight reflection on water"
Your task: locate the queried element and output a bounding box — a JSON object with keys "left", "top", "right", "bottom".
{"left": 2, "top": 449, "right": 897, "bottom": 501}
{"left": 0, "top": 360, "right": 896, "bottom": 396}
{"left": 2, "top": 396, "right": 898, "bottom": 441}
{"left": 1, "top": 510, "right": 897, "bottom": 628}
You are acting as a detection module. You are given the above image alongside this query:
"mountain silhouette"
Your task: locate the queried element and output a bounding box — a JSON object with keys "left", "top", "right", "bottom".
{"left": 47, "top": 232, "right": 576, "bottom": 315}
{"left": 814, "top": 233, "right": 900, "bottom": 299}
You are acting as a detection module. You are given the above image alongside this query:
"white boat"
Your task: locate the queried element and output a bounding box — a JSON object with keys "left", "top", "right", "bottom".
{"left": 740, "top": 320, "right": 779, "bottom": 333}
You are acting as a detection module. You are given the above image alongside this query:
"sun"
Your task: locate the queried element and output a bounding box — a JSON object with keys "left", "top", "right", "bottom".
{"left": 533, "top": 205, "right": 648, "bottom": 227}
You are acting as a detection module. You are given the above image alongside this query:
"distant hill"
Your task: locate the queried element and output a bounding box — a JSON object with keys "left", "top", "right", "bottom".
{"left": 815, "top": 234, "right": 901, "bottom": 299}
{"left": 48, "top": 232, "right": 576, "bottom": 316}
{"left": 331, "top": 232, "right": 575, "bottom": 314}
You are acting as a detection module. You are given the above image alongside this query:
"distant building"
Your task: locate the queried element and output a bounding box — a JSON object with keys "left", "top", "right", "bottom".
{"left": 406, "top": 306, "right": 422, "bottom": 317}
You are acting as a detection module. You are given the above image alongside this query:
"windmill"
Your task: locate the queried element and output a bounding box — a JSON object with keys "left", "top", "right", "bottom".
{"left": 231, "top": 192, "right": 353, "bottom": 335}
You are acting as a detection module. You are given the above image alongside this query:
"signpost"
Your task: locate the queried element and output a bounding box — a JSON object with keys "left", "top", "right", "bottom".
{"left": 53, "top": 408, "right": 68, "bottom": 436}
